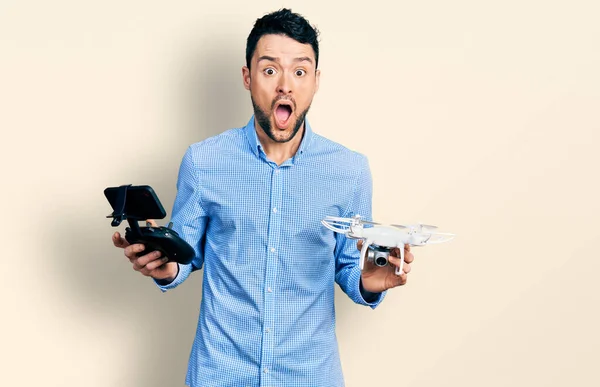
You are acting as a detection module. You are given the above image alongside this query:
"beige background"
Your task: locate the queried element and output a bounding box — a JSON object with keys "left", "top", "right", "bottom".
{"left": 1, "top": 0, "right": 599, "bottom": 386}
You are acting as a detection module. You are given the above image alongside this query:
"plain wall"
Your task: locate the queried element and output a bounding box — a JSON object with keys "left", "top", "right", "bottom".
{"left": 1, "top": 0, "right": 599, "bottom": 386}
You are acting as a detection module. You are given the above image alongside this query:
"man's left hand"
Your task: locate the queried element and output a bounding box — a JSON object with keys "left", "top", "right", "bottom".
{"left": 358, "top": 240, "right": 415, "bottom": 294}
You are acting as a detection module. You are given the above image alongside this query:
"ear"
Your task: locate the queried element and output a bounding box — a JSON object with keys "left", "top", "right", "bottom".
{"left": 242, "top": 66, "right": 251, "bottom": 90}
{"left": 315, "top": 69, "right": 321, "bottom": 93}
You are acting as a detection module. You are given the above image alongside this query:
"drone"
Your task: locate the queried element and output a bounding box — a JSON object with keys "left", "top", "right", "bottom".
{"left": 321, "top": 215, "right": 455, "bottom": 275}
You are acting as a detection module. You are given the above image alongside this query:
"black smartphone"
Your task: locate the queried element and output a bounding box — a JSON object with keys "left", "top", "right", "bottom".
{"left": 104, "top": 185, "right": 167, "bottom": 220}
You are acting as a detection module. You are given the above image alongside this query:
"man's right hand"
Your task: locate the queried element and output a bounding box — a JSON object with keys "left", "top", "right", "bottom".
{"left": 112, "top": 219, "right": 178, "bottom": 283}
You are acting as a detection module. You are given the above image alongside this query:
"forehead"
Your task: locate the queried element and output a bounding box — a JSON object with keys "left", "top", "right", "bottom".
{"left": 253, "top": 34, "right": 316, "bottom": 63}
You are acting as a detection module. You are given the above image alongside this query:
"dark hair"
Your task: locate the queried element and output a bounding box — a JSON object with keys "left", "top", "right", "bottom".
{"left": 246, "top": 8, "right": 320, "bottom": 69}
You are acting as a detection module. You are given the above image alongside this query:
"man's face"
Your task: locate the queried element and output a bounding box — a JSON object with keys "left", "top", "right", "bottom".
{"left": 243, "top": 34, "right": 320, "bottom": 143}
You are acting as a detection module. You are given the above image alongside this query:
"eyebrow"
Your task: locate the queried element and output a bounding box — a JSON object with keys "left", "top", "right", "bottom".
{"left": 257, "top": 56, "right": 313, "bottom": 64}
{"left": 294, "top": 56, "right": 313, "bottom": 64}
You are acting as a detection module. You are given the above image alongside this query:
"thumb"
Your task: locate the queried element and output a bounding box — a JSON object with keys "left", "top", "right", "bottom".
{"left": 112, "top": 231, "right": 129, "bottom": 248}
{"left": 145, "top": 219, "right": 159, "bottom": 227}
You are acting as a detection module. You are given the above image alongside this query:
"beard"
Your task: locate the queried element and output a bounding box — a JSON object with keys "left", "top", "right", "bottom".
{"left": 251, "top": 95, "right": 310, "bottom": 143}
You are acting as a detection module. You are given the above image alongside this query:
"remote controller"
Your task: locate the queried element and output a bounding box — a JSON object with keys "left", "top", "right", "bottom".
{"left": 104, "top": 184, "right": 196, "bottom": 265}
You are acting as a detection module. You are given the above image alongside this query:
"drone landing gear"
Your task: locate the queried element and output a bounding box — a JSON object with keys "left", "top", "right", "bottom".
{"left": 360, "top": 241, "right": 405, "bottom": 276}
{"left": 395, "top": 243, "right": 405, "bottom": 276}
{"left": 359, "top": 238, "right": 372, "bottom": 271}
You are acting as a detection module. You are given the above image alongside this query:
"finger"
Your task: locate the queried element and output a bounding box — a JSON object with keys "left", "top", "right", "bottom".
{"left": 357, "top": 240, "right": 363, "bottom": 250}
{"left": 146, "top": 219, "right": 158, "bottom": 227}
{"left": 131, "top": 258, "right": 143, "bottom": 271}
{"left": 400, "top": 273, "right": 408, "bottom": 285}
{"left": 395, "top": 272, "right": 408, "bottom": 285}
{"left": 144, "top": 255, "right": 169, "bottom": 272}
{"left": 135, "top": 250, "right": 163, "bottom": 268}
{"left": 124, "top": 243, "right": 146, "bottom": 259}
{"left": 388, "top": 247, "right": 400, "bottom": 258}
{"left": 389, "top": 246, "right": 412, "bottom": 257}
{"left": 112, "top": 232, "right": 129, "bottom": 248}
{"left": 387, "top": 256, "right": 411, "bottom": 275}
{"left": 388, "top": 255, "right": 403, "bottom": 269}
{"left": 404, "top": 250, "right": 414, "bottom": 264}
{"left": 132, "top": 250, "right": 165, "bottom": 273}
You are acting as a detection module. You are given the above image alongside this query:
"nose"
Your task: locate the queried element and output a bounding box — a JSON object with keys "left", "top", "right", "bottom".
{"left": 277, "top": 72, "right": 292, "bottom": 95}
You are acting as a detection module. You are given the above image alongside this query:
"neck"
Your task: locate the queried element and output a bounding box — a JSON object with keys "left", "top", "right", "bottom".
{"left": 255, "top": 120, "right": 305, "bottom": 165}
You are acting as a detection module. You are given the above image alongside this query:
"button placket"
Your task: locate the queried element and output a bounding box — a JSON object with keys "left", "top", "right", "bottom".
{"left": 260, "top": 167, "right": 283, "bottom": 386}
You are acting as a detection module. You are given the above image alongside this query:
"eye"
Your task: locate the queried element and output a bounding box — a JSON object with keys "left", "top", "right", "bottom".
{"left": 295, "top": 69, "right": 306, "bottom": 77}
{"left": 264, "top": 67, "right": 277, "bottom": 76}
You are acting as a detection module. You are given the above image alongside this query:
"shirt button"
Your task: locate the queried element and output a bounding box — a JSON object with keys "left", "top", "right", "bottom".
{"left": 270, "top": 247, "right": 276, "bottom": 253}
{"left": 265, "top": 328, "right": 270, "bottom": 333}
{"left": 272, "top": 207, "right": 277, "bottom": 213}
{"left": 267, "top": 287, "right": 272, "bottom": 293}
{"left": 264, "top": 367, "right": 269, "bottom": 373}
{"left": 275, "top": 169, "right": 280, "bottom": 174}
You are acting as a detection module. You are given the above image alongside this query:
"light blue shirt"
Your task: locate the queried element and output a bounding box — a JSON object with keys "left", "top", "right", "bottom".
{"left": 156, "top": 115, "right": 386, "bottom": 387}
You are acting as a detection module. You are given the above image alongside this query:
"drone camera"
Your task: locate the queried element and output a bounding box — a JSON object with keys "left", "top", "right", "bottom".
{"left": 367, "top": 245, "right": 392, "bottom": 267}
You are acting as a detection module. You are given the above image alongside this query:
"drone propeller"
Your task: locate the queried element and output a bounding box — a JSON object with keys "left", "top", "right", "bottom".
{"left": 395, "top": 223, "right": 439, "bottom": 232}
{"left": 321, "top": 220, "right": 349, "bottom": 233}
{"left": 421, "top": 232, "right": 455, "bottom": 244}
{"left": 321, "top": 215, "right": 386, "bottom": 239}
{"left": 359, "top": 220, "right": 384, "bottom": 226}
{"left": 321, "top": 216, "right": 359, "bottom": 233}
{"left": 322, "top": 216, "right": 453, "bottom": 241}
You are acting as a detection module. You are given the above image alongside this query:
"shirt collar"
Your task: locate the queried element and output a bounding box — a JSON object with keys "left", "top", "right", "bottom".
{"left": 243, "top": 114, "right": 314, "bottom": 162}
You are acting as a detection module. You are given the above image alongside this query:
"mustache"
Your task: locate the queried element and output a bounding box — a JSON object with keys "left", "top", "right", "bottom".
{"left": 271, "top": 96, "right": 296, "bottom": 111}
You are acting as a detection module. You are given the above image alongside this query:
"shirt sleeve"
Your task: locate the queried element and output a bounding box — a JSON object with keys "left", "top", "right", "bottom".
{"left": 334, "top": 154, "right": 387, "bottom": 308}
{"left": 154, "top": 145, "right": 209, "bottom": 292}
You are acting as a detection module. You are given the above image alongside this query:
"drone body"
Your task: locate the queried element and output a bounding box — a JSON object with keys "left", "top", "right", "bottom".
{"left": 321, "top": 215, "right": 455, "bottom": 275}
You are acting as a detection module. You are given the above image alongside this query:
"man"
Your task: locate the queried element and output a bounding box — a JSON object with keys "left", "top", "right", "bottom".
{"left": 112, "top": 8, "right": 414, "bottom": 387}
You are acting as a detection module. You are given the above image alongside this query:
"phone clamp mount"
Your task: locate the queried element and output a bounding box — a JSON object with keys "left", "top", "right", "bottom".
{"left": 104, "top": 184, "right": 195, "bottom": 265}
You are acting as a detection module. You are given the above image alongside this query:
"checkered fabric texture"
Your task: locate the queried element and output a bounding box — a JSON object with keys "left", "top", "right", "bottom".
{"left": 156, "top": 116, "right": 386, "bottom": 387}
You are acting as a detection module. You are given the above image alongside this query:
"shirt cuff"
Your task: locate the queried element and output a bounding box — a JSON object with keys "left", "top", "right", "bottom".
{"left": 153, "top": 263, "right": 191, "bottom": 292}
{"left": 347, "top": 266, "right": 386, "bottom": 308}
{"left": 359, "top": 277, "right": 385, "bottom": 305}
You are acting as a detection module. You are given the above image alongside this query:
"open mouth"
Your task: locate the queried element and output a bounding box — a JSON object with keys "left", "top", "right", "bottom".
{"left": 274, "top": 101, "right": 294, "bottom": 128}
